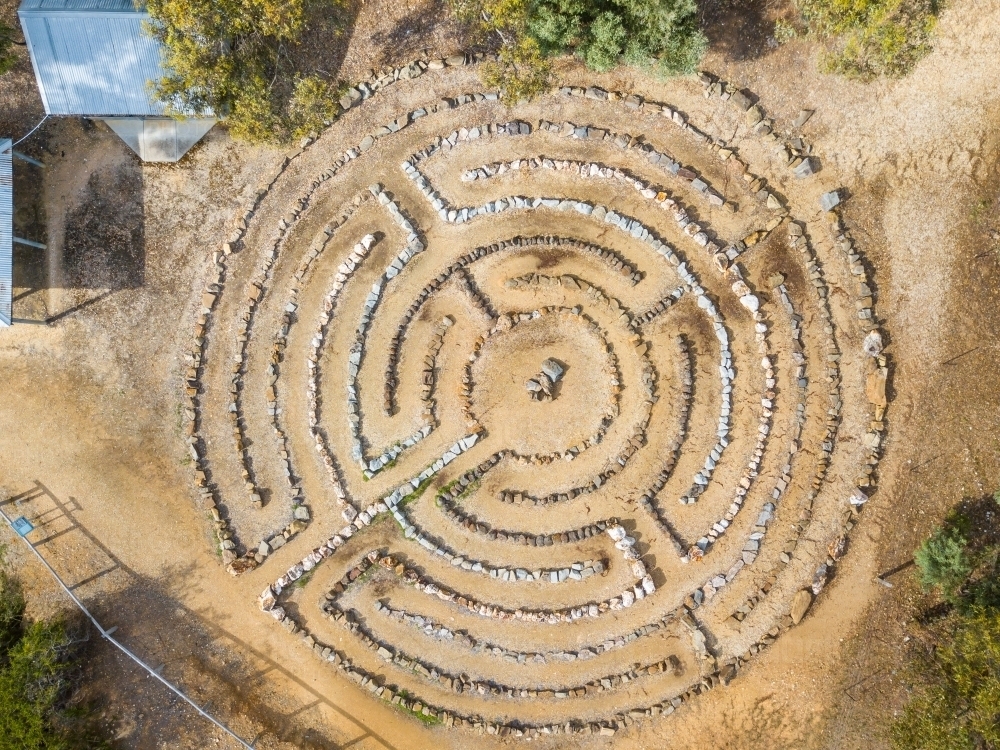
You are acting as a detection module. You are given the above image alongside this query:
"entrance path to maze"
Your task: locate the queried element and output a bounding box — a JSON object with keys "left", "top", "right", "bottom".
{"left": 185, "top": 57, "right": 889, "bottom": 741}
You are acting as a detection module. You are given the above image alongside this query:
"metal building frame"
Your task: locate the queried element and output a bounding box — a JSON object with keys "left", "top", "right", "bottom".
{"left": 0, "top": 139, "right": 12, "bottom": 327}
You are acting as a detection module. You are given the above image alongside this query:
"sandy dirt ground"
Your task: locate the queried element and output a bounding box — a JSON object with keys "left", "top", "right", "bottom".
{"left": 1, "top": 0, "right": 1000, "bottom": 748}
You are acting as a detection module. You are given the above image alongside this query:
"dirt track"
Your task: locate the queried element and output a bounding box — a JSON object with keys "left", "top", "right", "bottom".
{"left": 2, "top": 0, "right": 1000, "bottom": 748}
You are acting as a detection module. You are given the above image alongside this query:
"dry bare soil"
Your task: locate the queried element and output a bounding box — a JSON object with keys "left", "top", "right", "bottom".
{"left": 2, "top": 1, "right": 1000, "bottom": 749}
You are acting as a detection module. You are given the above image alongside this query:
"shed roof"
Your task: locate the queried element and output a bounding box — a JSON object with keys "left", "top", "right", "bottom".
{"left": 0, "top": 139, "right": 12, "bottom": 328}
{"left": 20, "top": 0, "right": 140, "bottom": 10}
{"left": 19, "top": 0, "right": 168, "bottom": 116}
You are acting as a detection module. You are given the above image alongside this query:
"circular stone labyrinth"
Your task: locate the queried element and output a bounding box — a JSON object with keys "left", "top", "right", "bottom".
{"left": 184, "top": 58, "right": 889, "bottom": 738}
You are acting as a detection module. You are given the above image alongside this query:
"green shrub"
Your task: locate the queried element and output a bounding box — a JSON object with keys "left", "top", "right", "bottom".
{"left": 0, "top": 620, "right": 76, "bottom": 750}
{"left": 796, "top": 0, "right": 942, "bottom": 79}
{"left": 529, "top": 0, "right": 707, "bottom": 76}
{"left": 286, "top": 75, "right": 344, "bottom": 140}
{"left": 0, "top": 570, "right": 25, "bottom": 656}
{"left": 0, "top": 561, "right": 109, "bottom": 749}
{"left": 894, "top": 497, "right": 1000, "bottom": 749}
{"left": 892, "top": 607, "right": 1000, "bottom": 750}
{"left": 773, "top": 18, "right": 799, "bottom": 44}
{"left": 915, "top": 523, "right": 972, "bottom": 603}
{"left": 145, "top": 0, "right": 345, "bottom": 143}
{"left": 480, "top": 35, "right": 553, "bottom": 102}
{"left": 451, "top": 0, "right": 706, "bottom": 100}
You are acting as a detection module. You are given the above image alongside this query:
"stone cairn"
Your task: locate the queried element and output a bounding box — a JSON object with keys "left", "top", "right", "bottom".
{"left": 525, "top": 358, "right": 564, "bottom": 401}
{"left": 183, "top": 55, "right": 891, "bottom": 737}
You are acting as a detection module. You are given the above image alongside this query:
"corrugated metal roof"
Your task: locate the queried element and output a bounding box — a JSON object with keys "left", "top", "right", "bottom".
{"left": 0, "top": 139, "right": 12, "bottom": 328}
{"left": 20, "top": 0, "right": 140, "bottom": 11}
{"left": 19, "top": 1, "right": 167, "bottom": 115}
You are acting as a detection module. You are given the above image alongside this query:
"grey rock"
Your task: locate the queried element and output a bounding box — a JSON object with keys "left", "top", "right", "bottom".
{"left": 730, "top": 91, "right": 753, "bottom": 111}
{"left": 794, "top": 158, "right": 815, "bottom": 178}
{"left": 792, "top": 109, "right": 814, "bottom": 128}
{"left": 540, "top": 358, "right": 564, "bottom": 382}
{"left": 820, "top": 190, "right": 841, "bottom": 211}
{"left": 863, "top": 329, "right": 883, "bottom": 357}
{"left": 812, "top": 564, "right": 829, "bottom": 595}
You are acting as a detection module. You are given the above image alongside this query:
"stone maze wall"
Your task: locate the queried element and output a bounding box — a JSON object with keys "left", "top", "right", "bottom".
{"left": 181, "top": 52, "right": 890, "bottom": 737}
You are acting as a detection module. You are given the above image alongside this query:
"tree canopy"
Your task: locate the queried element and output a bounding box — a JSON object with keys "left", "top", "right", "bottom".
{"left": 796, "top": 0, "right": 941, "bottom": 79}
{"left": 451, "top": 0, "right": 707, "bottom": 100}
{"left": 893, "top": 498, "right": 1000, "bottom": 750}
{"left": 0, "top": 564, "right": 108, "bottom": 750}
{"left": 528, "top": 0, "right": 707, "bottom": 75}
{"left": 144, "top": 0, "right": 345, "bottom": 143}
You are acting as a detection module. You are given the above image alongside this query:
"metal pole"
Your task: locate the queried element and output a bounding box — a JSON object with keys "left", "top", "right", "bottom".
{"left": 13, "top": 237, "right": 46, "bottom": 249}
{"left": 13, "top": 151, "right": 45, "bottom": 168}
{"left": 0, "top": 506, "right": 255, "bottom": 750}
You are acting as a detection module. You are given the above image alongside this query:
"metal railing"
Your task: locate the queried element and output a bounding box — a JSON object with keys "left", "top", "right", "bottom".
{"left": 0, "top": 505, "right": 256, "bottom": 750}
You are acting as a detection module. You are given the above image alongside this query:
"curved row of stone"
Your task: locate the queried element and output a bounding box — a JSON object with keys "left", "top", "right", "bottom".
{"left": 388, "top": 496, "right": 614, "bottom": 585}
{"left": 637, "top": 335, "right": 692, "bottom": 556}
{"left": 436, "top": 477, "right": 619, "bottom": 546}
{"left": 259, "top": 205, "right": 374, "bottom": 548}
{"left": 554, "top": 83, "right": 805, "bottom": 271}
{"left": 230, "top": 216, "right": 295, "bottom": 511}
{"left": 401, "top": 314, "right": 454, "bottom": 423}
{"left": 555, "top": 84, "right": 788, "bottom": 220}
{"left": 419, "top": 110, "right": 724, "bottom": 216}
{"left": 342, "top": 187, "right": 430, "bottom": 479}
{"left": 636, "top": 286, "right": 685, "bottom": 326}
{"left": 323, "top": 601, "right": 683, "bottom": 697}
{"left": 383, "top": 234, "right": 643, "bottom": 417}
{"left": 300, "top": 206, "right": 372, "bottom": 523}
{"left": 371, "top": 597, "right": 685, "bottom": 665}
{"left": 704, "top": 79, "right": 880, "bottom": 490}
{"left": 692, "top": 64, "right": 885, "bottom": 627}
{"left": 363, "top": 548, "right": 654, "bottom": 624}
{"left": 696, "top": 71, "right": 816, "bottom": 181}
{"left": 400, "top": 154, "right": 744, "bottom": 508}
{"left": 405, "top": 124, "right": 726, "bottom": 251}
{"left": 686, "top": 288, "right": 811, "bottom": 608}
{"left": 263, "top": 553, "right": 783, "bottom": 737}
{"left": 184, "top": 76, "right": 497, "bottom": 574}
{"left": 721, "top": 211, "right": 889, "bottom": 624}
{"left": 460, "top": 154, "right": 728, "bottom": 250}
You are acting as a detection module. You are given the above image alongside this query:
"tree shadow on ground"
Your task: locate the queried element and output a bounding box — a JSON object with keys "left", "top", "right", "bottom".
{"left": 700, "top": 0, "right": 792, "bottom": 63}
{"left": 950, "top": 494, "right": 1000, "bottom": 552}
{"left": 294, "top": 0, "right": 362, "bottom": 83}
{"left": 61, "top": 152, "right": 145, "bottom": 291}
{"left": 73, "top": 559, "right": 402, "bottom": 749}
{"left": 367, "top": 0, "right": 458, "bottom": 67}
{"left": 2, "top": 481, "right": 397, "bottom": 750}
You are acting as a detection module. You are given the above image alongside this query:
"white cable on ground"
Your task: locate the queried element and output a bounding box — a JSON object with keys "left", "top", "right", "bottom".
{"left": 0, "top": 505, "right": 256, "bottom": 750}
{"left": 13, "top": 114, "right": 49, "bottom": 147}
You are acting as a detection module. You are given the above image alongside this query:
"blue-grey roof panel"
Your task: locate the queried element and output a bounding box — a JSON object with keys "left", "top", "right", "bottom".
{"left": 19, "top": 4, "right": 166, "bottom": 115}
{"left": 0, "top": 139, "right": 12, "bottom": 327}
{"left": 20, "top": 0, "right": 140, "bottom": 12}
